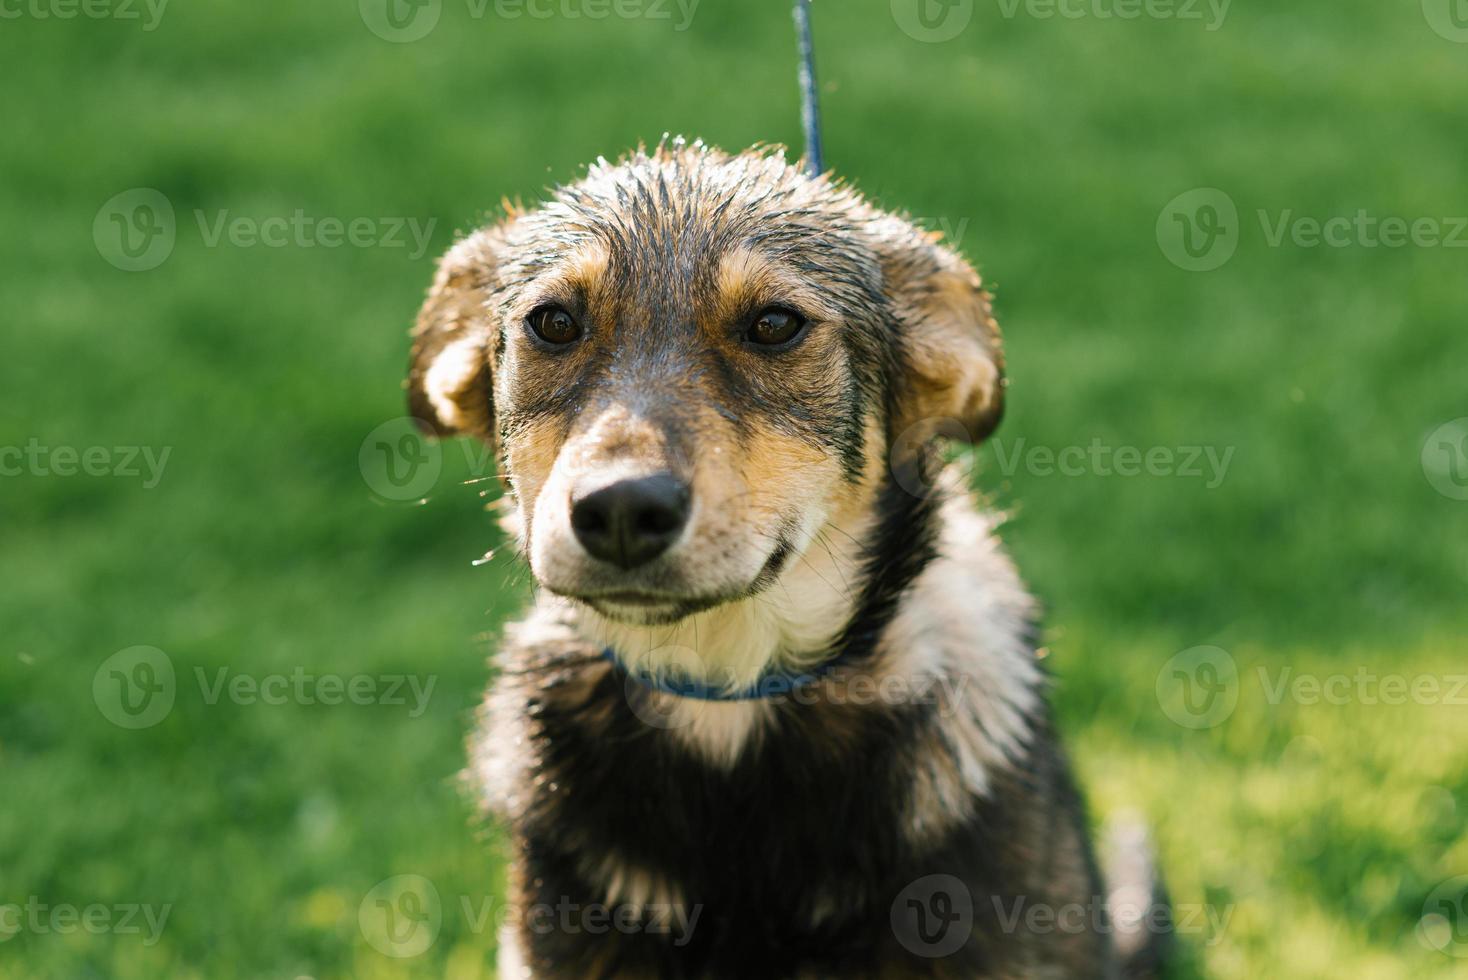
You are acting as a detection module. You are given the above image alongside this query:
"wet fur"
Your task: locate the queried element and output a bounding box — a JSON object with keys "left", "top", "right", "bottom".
{"left": 406, "top": 142, "right": 1165, "bottom": 978}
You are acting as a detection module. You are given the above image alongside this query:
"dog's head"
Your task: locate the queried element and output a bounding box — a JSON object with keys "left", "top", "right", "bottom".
{"left": 407, "top": 143, "right": 1002, "bottom": 630}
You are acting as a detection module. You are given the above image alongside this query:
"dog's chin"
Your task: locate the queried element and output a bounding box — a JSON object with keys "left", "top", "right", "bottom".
{"left": 582, "top": 595, "right": 719, "bottom": 627}
{"left": 536, "top": 584, "right": 740, "bottom": 626}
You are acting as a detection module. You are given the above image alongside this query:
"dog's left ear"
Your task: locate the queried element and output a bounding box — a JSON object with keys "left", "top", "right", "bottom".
{"left": 880, "top": 229, "right": 1005, "bottom": 444}
{"left": 405, "top": 226, "right": 507, "bottom": 441}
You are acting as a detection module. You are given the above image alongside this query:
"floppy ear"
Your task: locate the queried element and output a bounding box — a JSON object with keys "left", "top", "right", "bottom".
{"left": 880, "top": 227, "right": 1006, "bottom": 444}
{"left": 406, "top": 226, "right": 506, "bottom": 440}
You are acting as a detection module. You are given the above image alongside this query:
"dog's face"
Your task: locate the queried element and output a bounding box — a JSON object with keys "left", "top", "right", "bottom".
{"left": 408, "top": 144, "right": 1003, "bottom": 628}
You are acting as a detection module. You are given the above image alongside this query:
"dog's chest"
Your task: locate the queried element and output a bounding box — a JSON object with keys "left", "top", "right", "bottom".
{"left": 499, "top": 665, "right": 1018, "bottom": 976}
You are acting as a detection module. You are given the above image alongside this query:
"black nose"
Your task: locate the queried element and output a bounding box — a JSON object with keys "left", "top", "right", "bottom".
{"left": 570, "top": 474, "right": 691, "bottom": 569}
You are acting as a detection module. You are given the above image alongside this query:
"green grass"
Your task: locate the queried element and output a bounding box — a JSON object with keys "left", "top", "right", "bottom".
{"left": 2, "top": 0, "right": 1466, "bottom": 976}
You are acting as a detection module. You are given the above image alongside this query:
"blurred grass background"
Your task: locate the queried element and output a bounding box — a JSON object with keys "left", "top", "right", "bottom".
{"left": 1, "top": 0, "right": 1466, "bottom": 976}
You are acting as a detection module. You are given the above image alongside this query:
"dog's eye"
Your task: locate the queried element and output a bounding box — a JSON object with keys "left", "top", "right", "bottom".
{"left": 527, "top": 305, "right": 582, "bottom": 345}
{"left": 745, "top": 307, "right": 808, "bottom": 347}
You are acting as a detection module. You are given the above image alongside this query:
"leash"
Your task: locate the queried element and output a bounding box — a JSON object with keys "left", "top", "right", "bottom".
{"left": 792, "top": 0, "right": 824, "bottom": 176}
{"left": 601, "top": 646, "right": 851, "bottom": 702}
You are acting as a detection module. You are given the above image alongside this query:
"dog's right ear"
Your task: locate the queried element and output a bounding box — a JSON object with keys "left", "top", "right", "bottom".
{"left": 406, "top": 226, "right": 507, "bottom": 441}
{"left": 878, "top": 225, "right": 1006, "bottom": 447}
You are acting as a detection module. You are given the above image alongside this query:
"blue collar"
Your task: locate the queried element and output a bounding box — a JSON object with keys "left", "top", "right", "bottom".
{"left": 600, "top": 647, "right": 846, "bottom": 702}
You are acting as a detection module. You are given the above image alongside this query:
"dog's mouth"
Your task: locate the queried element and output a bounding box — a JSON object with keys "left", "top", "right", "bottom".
{"left": 551, "top": 540, "right": 794, "bottom": 625}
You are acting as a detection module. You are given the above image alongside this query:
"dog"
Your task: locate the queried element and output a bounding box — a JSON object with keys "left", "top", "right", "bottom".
{"left": 405, "top": 140, "right": 1167, "bottom": 978}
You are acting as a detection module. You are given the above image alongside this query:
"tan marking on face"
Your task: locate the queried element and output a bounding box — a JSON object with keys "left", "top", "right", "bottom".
{"left": 714, "top": 245, "right": 841, "bottom": 328}
{"left": 526, "top": 404, "right": 694, "bottom": 595}
{"left": 566, "top": 403, "right": 674, "bottom": 473}
{"left": 828, "top": 414, "right": 888, "bottom": 527}
{"left": 523, "top": 238, "right": 611, "bottom": 316}
{"left": 727, "top": 427, "right": 836, "bottom": 537}
{"left": 503, "top": 416, "right": 566, "bottom": 550}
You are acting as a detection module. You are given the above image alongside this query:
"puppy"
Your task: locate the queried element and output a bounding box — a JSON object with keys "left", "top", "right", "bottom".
{"left": 406, "top": 141, "right": 1166, "bottom": 978}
